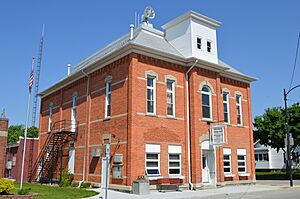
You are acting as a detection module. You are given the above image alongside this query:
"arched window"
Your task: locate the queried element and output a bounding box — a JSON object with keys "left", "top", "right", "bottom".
{"left": 201, "top": 86, "right": 212, "bottom": 119}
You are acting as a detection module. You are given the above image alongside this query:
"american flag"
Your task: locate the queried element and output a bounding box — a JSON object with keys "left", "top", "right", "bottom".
{"left": 29, "top": 67, "right": 34, "bottom": 92}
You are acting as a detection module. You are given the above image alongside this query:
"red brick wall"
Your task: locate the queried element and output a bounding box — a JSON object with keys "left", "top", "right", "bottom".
{"left": 6, "top": 138, "right": 39, "bottom": 181}
{"left": 38, "top": 53, "right": 255, "bottom": 187}
{"left": 0, "top": 118, "right": 8, "bottom": 178}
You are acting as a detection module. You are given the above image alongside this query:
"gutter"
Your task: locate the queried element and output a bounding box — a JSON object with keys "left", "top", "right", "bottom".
{"left": 79, "top": 69, "right": 89, "bottom": 188}
{"left": 185, "top": 59, "right": 198, "bottom": 190}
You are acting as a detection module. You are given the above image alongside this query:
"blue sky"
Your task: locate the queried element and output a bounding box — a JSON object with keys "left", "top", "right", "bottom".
{"left": 0, "top": 0, "right": 299, "bottom": 125}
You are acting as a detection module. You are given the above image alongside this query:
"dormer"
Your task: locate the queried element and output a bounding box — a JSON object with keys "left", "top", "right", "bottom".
{"left": 162, "top": 11, "right": 221, "bottom": 64}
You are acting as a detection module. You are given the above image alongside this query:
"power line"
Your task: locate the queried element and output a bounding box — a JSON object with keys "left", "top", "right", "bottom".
{"left": 289, "top": 32, "right": 300, "bottom": 90}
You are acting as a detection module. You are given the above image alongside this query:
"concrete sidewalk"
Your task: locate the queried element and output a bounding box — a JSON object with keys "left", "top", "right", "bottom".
{"left": 86, "top": 185, "right": 279, "bottom": 199}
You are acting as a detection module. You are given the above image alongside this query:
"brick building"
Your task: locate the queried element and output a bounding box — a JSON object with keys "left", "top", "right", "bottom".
{"left": 37, "top": 10, "right": 256, "bottom": 189}
{"left": 0, "top": 117, "right": 9, "bottom": 178}
{"left": 5, "top": 137, "right": 39, "bottom": 181}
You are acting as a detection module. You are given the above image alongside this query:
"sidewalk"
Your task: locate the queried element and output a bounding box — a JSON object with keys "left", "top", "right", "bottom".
{"left": 86, "top": 184, "right": 279, "bottom": 199}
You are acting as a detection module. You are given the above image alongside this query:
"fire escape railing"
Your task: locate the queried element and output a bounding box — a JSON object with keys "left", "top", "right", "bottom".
{"left": 29, "top": 120, "right": 78, "bottom": 183}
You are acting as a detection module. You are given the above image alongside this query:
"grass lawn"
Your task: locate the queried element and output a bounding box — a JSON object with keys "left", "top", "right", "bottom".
{"left": 12, "top": 182, "right": 98, "bottom": 199}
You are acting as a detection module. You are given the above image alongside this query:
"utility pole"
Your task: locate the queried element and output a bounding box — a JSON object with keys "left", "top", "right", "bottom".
{"left": 283, "top": 84, "right": 300, "bottom": 187}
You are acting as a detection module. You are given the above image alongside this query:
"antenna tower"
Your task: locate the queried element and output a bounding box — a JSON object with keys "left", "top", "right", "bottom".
{"left": 28, "top": 25, "right": 45, "bottom": 181}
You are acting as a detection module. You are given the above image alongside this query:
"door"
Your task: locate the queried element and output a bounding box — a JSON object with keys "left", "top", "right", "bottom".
{"left": 68, "top": 146, "right": 75, "bottom": 174}
{"left": 101, "top": 156, "right": 110, "bottom": 189}
{"left": 202, "top": 154, "right": 210, "bottom": 183}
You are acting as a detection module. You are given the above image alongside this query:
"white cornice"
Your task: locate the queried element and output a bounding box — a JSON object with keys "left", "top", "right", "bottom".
{"left": 162, "top": 10, "right": 222, "bottom": 30}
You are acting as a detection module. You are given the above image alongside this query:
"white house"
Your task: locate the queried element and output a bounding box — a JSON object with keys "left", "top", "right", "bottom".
{"left": 254, "top": 141, "right": 300, "bottom": 170}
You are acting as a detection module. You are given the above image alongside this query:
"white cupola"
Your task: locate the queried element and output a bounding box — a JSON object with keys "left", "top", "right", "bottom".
{"left": 162, "top": 11, "right": 221, "bottom": 64}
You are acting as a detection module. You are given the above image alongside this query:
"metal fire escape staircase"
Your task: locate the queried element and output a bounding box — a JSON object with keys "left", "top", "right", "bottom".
{"left": 29, "top": 120, "right": 78, "bottom": 183}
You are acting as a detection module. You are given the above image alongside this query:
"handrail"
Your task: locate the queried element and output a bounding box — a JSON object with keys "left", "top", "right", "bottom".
{"left": 29, "top": 120, "right": 79, "bottom": 182}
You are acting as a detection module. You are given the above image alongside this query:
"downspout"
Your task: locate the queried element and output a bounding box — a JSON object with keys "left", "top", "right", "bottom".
{"left": 186, "top": 59, "right": 198, "bottom": 190}
{"left": 79, "top": 69, "right": 89, "bottom": 187}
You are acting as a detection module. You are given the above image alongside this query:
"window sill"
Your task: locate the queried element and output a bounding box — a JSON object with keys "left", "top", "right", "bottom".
{"left": 201, "top": 118, "right": 213, "bottom": 122}
{"left": 146, "top": 113, "right": 158, "bottom": 117}
{"left": 237, "top": 124, "right": 244, "bottom": 128}
{"left": 166, "top": 115, "right": 176, "bottom": 119}
{"left": 224, "top": 173, "right": 235, "bottom": 177}
{"left": 103, "top": 117, "right": 111, "bottom": 121}
{"left": 238, "top": 173, "right": 250, "bottom": 177}
{"left": 147, "top": 176, "right": 163, "bottom": 180}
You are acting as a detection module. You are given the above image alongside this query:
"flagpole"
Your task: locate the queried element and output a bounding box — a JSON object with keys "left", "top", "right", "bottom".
{"left": 20, "top": 57, "right": 35, "bottom": 191}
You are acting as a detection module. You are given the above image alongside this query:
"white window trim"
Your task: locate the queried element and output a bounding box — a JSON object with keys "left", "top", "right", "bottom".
{"left": 146, "top": 75, "right": 156, "bottom": 115}
{"left": 196, "top": 37, "right": 202, "bottom": 50}
{"left": 145, "top": 153, "right": 160, "bottom": 176}
{"left": 223, "top": 92, "right": 230, "bottom": 124}
{"left": 223, "top": 154, "right": 232, "bottom": 175}
{"left": 105, "top": 80, "right": 112, "bottom": 118}
{"left": 166, "top": 79, "right": 175, "bottom": 117}
{"left": 168, "top": 153, "right": 181, "bottom": 176}
{"left": 237, "top": 149, "right": 247, "bottom": 174}
{"left": 236, "top": 94, "right": 243, "bottom": 125}
{"left": 201, "top": 86, "right": 212, "bottom": 120}
{"left": 207, "top": 40, "right": 212, "bottom": 53}
{"left": 48, "top": 103, "right": 53, "bottom": 132}
{"left": 71, "top": 93, "right": 77, "bottom": 132}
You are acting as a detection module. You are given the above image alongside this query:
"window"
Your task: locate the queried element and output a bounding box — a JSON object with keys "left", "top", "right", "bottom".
{"left": 166, "top": 79, "right": 175, "bottom": 117}
{"left": 71, "top": 94, "right": 77, "bottom": 132}
{"left": 48, "top": 103, "right": 53, "bottom": 132}
{"left": 236, "top": 94, "right": 243, "bottom": 125}
{"left": 145, "top": 144, "right": 160, "bottom": 176}
{"left": 147, "top": 76, "right": 156, "bottom": 114}
{"left": 201, "top": 86, "right": 212, "bottom": 119}
{"left": 223, "top": 148, "right": 232, "bottom": 174}
{"left": 105, "top": 81, "right": 112, "bottom": 118}
{"left": 197, "top": 37, "right": 202, "bottom": 49}
{"left": 255, "top": 153, "right": 269, "bottom": 162}
{"left": 168, "top": 145, "right": 182, "bottom": 175}
{"left": 223, "top": 92, "right": 230, "bottom": 123}
{"left": 237, "top": 149, "right": 247, "bottom": 173}
{"left": 207, "top": 41, "right": 212, "bottom": 52}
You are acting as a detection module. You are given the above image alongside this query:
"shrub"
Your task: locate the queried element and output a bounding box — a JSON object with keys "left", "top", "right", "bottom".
{"left": 59, "top": 170, "right": 74, "bottom": 187}
{"left": 0, "top": 178, "right": 15, "bottom": 195}
{"left": 18, "top": 188, "right": 30, "bottom": 195}
{"left": 71, "top": 181, "right": 79, "bottom": 187}
{"left": 80, "top": 182, "right": 91, "bottom": 189}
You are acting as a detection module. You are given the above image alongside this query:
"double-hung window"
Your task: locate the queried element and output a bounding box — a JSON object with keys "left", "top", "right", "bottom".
{"left": 147, "top": 75, "right": 156, "bottom": 114}
{"left": 48, "top": 103, "right": 53, "bottom": 132}
{"left": 197, "top": 37, "right": 202, "bottom": 49}
{"left": 166, "top": 79, "right": 175, "bottom": 117}
{"left": 207, "top": 41, "right": 212, "bottom": 52}
{"left": 237, "top": 149, "right": 247, "bottom": 174}
{"left": 168, "top": 145, "right": 182, "bottom": 175}
{"left": 201, "top": 86, "right": 212, "bottom": 120}
{"left": 71, "top": 94, "right": 77, "bottom": 132}
{"left": 145, "top": 144, "right": 160, "bottom": 176}
{"left": 223, "top": 92, "right": 230, "bottom": 123}
{"left": 223, "top": 148, "right": 232, "bottom": 175}
{"left": 236, "top": 94, "right": 242, "bottom": 125}
{"left": 105, "top": 81, "right": 112, "bottom": 118}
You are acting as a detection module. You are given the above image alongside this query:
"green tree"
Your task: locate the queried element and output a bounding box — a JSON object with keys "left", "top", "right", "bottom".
{"left": 254, "top": 103, "right": 300, "bottom": 153}
{"left": 7, "top": 125, "right": 38, "bottom": 144}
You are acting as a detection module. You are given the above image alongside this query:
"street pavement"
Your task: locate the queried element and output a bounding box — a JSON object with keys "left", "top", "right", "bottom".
{"left": 86, "top": 180, "right": 300, "bottom": 199}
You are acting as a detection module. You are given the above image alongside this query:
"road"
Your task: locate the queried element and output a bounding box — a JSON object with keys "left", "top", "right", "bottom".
{"left": 201, "top": 188, "right": 300, "bottom": 199}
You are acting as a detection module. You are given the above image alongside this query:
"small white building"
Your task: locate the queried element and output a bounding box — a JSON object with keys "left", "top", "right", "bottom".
{"left": 254, "top": 141, "right": 300, "bottom": 170}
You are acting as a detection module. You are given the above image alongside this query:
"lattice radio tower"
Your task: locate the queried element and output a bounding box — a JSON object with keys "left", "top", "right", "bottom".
{"left": 28, "top": 25, "right": 45, "bottom": 181}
